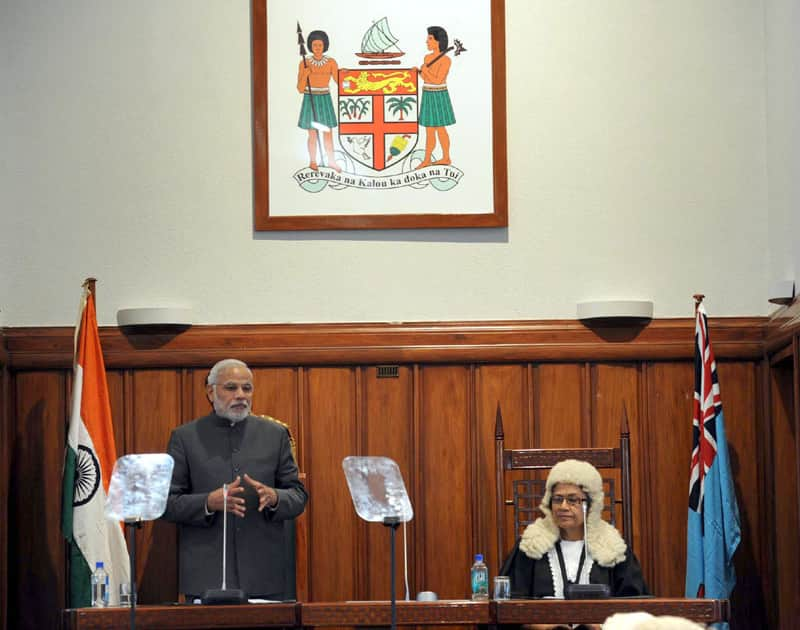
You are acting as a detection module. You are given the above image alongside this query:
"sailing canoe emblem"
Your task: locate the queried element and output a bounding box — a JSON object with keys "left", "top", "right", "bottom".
{"left": 338, "top": 68, "right": 418, "bottom": 172}
{"left": 357, "top": 17, "right": 404, "bottom": 65}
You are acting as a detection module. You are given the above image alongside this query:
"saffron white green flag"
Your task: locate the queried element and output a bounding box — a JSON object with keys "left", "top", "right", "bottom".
{"left": 61, "top": 281, "right": 130, "bottom": 606}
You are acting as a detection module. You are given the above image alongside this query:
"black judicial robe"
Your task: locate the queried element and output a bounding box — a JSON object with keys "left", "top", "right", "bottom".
{"left": 500, "top": 538, "right": 649, "bottom": 599}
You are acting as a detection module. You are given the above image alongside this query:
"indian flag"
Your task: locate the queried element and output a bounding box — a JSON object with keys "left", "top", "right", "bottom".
{"left": 61, "top": 280, "right": 130, "bottom": 606}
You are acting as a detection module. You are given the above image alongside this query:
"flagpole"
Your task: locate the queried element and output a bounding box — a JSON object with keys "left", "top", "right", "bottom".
{"left": 693, "top": 293, "right": 705, "bottom": 314}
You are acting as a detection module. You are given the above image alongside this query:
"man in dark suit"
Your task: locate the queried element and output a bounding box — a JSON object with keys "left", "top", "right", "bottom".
{"left": 163, "top": 359, "right": 307, "bottom": 600}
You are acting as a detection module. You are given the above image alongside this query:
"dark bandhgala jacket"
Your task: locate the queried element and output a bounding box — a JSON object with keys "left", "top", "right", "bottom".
{"left": 162, "top": 413, "right": 308, "bottom": 597}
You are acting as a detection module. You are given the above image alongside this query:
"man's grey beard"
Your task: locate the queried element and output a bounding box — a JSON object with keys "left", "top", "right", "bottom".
{"left": 212, "top": 397, "right": 250, "bottom": 423}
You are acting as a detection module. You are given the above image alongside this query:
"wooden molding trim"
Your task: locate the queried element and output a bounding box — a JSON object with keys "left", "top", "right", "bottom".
{"left": 765, "top": 298, "right": 800, "bottom": 354}
{"left": 3, "top": 318, "right": 765, "bottom": 369}
{"left": 0, "top": 330, "right": 8, "bottom": 367}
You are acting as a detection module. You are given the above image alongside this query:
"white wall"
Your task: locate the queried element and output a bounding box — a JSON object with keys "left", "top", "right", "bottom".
{"left": 0, "top": 1, "right": 772, "bottom": 326}
{"left": 765, "top": 0, "right": 800, "bottom": 301}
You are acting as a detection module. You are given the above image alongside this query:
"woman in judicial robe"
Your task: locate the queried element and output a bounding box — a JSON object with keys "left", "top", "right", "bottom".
{"left": 500, "top": 459, "right": 648, "bottom": 600}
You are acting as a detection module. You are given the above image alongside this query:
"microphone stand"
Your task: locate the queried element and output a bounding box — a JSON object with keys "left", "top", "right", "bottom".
{"left": 383, "top": 516, "right": 401, "bottom": 630}
{"left": 124, "top": 518, "right": 142, "bottom": 630}
{"left": 201, "top": 483, "right": 246, "bottom": 604}
{"left": 222, "top": 484, "right": 229, "bottom": 592}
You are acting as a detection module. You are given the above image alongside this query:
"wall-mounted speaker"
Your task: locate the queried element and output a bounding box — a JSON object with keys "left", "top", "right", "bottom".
{"left": 577, "top": 300, "right": 654, "bottom": 322}
{"left": 767, "top": 280, "right": 795, "bottom": 306}
{"left": 117, "top": 307, "right": 192, "bottom": 329}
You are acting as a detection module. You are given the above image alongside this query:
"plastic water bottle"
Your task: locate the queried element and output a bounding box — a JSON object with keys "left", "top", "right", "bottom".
{"left": 91, "top": 561, "right": 109, "bottom": 607}
{"left": 470, "top": 553, "right": 489, "bottom": 600}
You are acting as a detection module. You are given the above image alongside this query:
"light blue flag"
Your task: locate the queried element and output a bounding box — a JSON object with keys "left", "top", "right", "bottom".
{"left": 686, "top": 304, "right": 741, "bottom": 629}
{"left": 686, "top": 410, "right": 741, "bottom": 600}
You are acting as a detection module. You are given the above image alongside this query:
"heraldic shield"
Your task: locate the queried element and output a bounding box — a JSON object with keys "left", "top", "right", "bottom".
{"left": 338, "top": 68, "right": 419, "bottom": 172}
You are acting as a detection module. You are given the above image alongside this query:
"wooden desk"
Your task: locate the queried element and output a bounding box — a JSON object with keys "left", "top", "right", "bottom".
{"left": 61, "top": 598, "right": 728, "bottom": 629}
{"left": 61, "top": 602, "right": 298, "bottom": 629}
{"left": 300, "top": 600, "right": 490, "bottom": 626}
{"left": 493, "top": 598, "right": 729, "bottom": 625}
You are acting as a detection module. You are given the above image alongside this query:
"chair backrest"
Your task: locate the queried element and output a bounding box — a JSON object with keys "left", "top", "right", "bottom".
{"left": 494, "top": 404, "right": 633, "bottom": 572}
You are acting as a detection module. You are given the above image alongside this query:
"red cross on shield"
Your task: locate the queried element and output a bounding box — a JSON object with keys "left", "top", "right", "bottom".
{"left": 337, "top": 69, "right": 419, "bottom": 172}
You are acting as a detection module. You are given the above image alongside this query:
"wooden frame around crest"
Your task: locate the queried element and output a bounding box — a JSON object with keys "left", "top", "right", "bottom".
{"left": 251, "top": 0, "right": 508, "bottom": 230}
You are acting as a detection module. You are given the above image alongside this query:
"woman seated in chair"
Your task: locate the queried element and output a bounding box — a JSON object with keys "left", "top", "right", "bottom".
{"left": 501, "top": 459, "right": 648, "bottom": 601}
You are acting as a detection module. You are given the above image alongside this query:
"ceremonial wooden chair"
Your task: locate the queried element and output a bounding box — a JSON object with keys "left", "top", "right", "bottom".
{"left": 494, "top": 404, "right": 633, "bottom": 572}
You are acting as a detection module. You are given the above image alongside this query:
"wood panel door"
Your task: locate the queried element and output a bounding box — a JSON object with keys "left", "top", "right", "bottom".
{"left": 769, "top": 350, "right": 799, "bottom": 629}
{"left": 417, "top": 365, "right": 473, "bottom": 600}
{"left": 10, "top": 371, "right": 68, "bottom": 630}
{"left": 0, "top": 341, "right": 8, "bottom": 630}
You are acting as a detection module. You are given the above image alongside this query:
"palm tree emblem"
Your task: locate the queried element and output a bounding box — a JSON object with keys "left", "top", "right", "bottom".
{"left": 386, "top": 96, "right": 416, "bottom": 121}
{"left": 339, "top": 97, "right": 371, "bottom": 120}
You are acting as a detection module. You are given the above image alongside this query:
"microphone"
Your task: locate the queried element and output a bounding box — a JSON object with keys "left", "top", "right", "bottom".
{"left": 202, "top": 483, "right": 247, "bottom": 605}
{"left": 564, "top": 498, "right": 610, "bottom": 599}
{"left": 582, "top": 500, "right": 588, "bottom": 543}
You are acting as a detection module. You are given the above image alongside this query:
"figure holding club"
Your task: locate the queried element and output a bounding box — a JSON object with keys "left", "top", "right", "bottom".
{"left": 416, "top": 26, "right": 466, "bottom": 169}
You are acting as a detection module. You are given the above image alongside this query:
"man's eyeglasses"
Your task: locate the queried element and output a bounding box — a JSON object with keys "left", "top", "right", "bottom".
{"left": 551, "top": 494, "right": 587, "bottom": 507}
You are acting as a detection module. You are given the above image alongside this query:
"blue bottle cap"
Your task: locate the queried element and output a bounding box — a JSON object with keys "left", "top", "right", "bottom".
{"left": 474, "top": 553, "right": 483, "bottom": 562}
{"left": 96, "top": 561, "right": 104, "bottom": 569}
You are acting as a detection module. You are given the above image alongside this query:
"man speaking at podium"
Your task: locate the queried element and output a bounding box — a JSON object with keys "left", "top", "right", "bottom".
{"left": 163, "top": 359, "right": 308, "bottom": 601}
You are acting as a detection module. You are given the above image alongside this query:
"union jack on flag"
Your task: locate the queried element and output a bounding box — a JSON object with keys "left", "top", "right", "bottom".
{"left": 688, "top": 304, "right": 722, "bottom": 514}
{"left": 685, "top": 301, "right": 741, "bottom": 609}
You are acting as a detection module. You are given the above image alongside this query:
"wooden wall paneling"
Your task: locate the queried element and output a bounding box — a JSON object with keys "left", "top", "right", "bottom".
{"left": 590, "top": 364, "right": 641, "bottom": 551}
{"left": 354, "top": 367, "right": 367, "bottom": 599}
{"left": 795, "top": 335, "right": 800, "bottom": 555}
{"left": 295, "top": 367, "right": 310, "bottom": 603}
{"left": 581, "top": 362, "right": 592, "bottom": 446}
{"left": 795, "top": 335, "right": 800, "bottom": 630}
{"left": 417, "top": 366, "right": 472, "bottom": 599}
{"left": 252, "top": 367, "right": 300, "bottom": 440}
{"left": 1, "top": 317, "right": 777, "bottom": 629}
{"left": 362, "top": 365, "right": 414, "bottom": 600}
{"left": 123, "top": 371, "right": 135, "bottom": 459}
{"left": 105, "top": 370, "right": 126, "bottom": 455}
{"left": 188, "top": 367, "right": 212, "bottom": 419}
{"left": 129, "top": 370, "right": 182, "bottom": 604}
{"left": 0, "top": 340, "right": 8, "bottom": 630}
{"left": 304, "top": 367, "right": 359, "bottom": 601}
{"left": 536, "top": 364, "right": 583, "bottom": 447}
{"left": 715, "top": 361, "right": 768, "bottom": 628}
{"left": 757, "top": 358, "right": 777, "bottom": 629}
{"left": 250, "top": 366, "right": 309, "bottom": 601}
{"left": 474, "top": 364, "right": 528, "bottom": 571}
{"left": 637, "top": 363, "right": 655, "bottom": 590}
{"left": 765, "top": 300, "right": 800, "bottom": 354}
{"left": 179, "top": 368, "right": 195, "bottom": 434}
{"left": 467, "top": 365, "right": 480, "bottom": 583}
{"left": 10, "top": 371, "right": 67, "bottom": 630}
{"left": 769, "top": 354, "right": 798, "bottom": 629}
{"left": 643, "top": 362, "right": 693, "bottom": 597}
{"left": 3, "top": 318, "right": 767, "bottom": 371}
{"left": 412, "top": 365, "right": 424, "bottom": 599}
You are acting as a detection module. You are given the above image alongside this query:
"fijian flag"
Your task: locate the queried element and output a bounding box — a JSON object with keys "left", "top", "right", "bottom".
{"left": 685, "top": 302, "right": 741, "bottom": 615}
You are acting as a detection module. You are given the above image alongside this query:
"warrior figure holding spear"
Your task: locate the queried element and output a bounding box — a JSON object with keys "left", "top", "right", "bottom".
{"left": 297, "top": 25, "right": 342, "bottom": 172}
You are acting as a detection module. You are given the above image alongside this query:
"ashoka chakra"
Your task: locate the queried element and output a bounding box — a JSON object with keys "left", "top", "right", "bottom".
{"left": 73, "top": 445, "right": 101, "bottom": 507}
